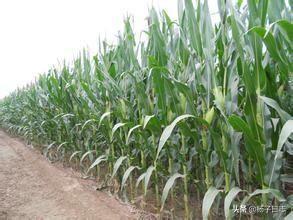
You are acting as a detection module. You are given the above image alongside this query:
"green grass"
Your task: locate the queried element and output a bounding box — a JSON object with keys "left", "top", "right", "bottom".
{"left": 0, "top": 0, "right": 292, "bottom": 219}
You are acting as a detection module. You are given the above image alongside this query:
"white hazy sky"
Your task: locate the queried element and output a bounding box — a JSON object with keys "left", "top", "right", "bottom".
{"left": 0, "top": 0, "right": 218, "bottom": 98}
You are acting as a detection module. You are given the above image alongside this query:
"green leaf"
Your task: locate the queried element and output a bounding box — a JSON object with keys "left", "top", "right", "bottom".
{"left": 112, "top": 122, "right": 127, "bottom": 137}
{"left": 228, "top": 115, "right": 253, "bottom": 138}
{"left": 98, "top": 112, "right": 111, "bottom": 128}
{"left": 202, "top": 187, "right": 222, "bottom": 220}
{"left": 247, "top": 26, "right": 289, "bottom": 70}
{"left": 61, "top": 113, "right": 75, "bottom": 119}
{"left": 224, "top": 187, "right": 244, "bottom": 219}
{"left": 121, "top": 166, "right": 140, "bottom": 191}
{"left": 241, "top": 188, "right": 285, "bottom": 205}
{"left": 156, "top": 114, "right": 195, "bottom": 160}
{"left": 144, "top": 166, "right": 155, "bottom": 195}
{"left": 69, "top": 151, "right": 82, "bottom": 163}
{"left": 160, "top": 173, "right": 185, "bottom": 211}
{"left": 237, "top": 0, "right": 243, "bottom": 8}
{"left": 87, "top": 155, "right": 107, "bottom": 174}
{"left": 57, "top": 142, "right": 68, "bottom": 152}
{"left": 111, "top": 156, "right": 127, "bottom": 179}
{"left": 267, "top": 19, "right": 293, "bottom": 43}
{"left": 80, "top": 150, "right": 95, "bottom": 166}
{"left": 126, "top": 125, "right": 142, "bottom": 144}
{"left": 184, "top": 0, "right": 203, "bottom": 57}
{"left": 81, "top": 119, "right": 97, "bottom": 133}
{"left": 260, "top": 96, "right": 292, "bottom": 122}
{"left": 143, "top": 115, "right": 155, "bottom": 129}
{"left": 81, "top": 82, "right": 99, "bottom": 104}
{"left": 44, "top": 142, "right": 56, "bottom": 158}
{"left": 136, "top": 173, "right": 146, "bottom": 188}
{"left": 228, "top": 115, "right": 265, "bottom": 184}
{"left": 269, "top": 120, "right": 293, "bottom": 186}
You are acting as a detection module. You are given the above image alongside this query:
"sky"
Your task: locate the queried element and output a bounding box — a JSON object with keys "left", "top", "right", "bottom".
{"left": 0, "top": 0, "right": 219, "bottom": 98}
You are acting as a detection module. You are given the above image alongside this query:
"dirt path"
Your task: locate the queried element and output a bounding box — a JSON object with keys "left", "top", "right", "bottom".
{"left": 0, "top": 130, "right": 137, "bottom": 220}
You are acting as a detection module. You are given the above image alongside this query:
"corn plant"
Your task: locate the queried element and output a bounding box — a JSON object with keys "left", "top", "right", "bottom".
{"left": 0, "top": 0, "right": 292, "bottom": 219}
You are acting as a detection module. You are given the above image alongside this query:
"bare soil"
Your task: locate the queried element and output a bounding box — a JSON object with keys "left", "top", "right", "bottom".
{"left": 0, "top": 130, "right": 138, "bottom": 220}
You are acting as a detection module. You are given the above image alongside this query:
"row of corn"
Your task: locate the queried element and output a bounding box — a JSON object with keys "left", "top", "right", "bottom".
{"left": 0, "top": 0, "right": 292, "bottom": 219}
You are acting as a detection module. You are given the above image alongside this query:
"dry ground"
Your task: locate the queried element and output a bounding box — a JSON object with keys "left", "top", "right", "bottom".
{"left": 0, "top": 130, "right": 138, "bottom": 220}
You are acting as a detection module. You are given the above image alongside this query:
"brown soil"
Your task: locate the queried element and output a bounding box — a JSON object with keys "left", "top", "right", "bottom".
{"left": 0, "top": 130, "right": 138, "bottom": 220}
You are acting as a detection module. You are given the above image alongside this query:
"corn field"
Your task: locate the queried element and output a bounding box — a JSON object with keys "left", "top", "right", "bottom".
{"left": 0, "top": 0, "right": 292, "bottom": 219}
